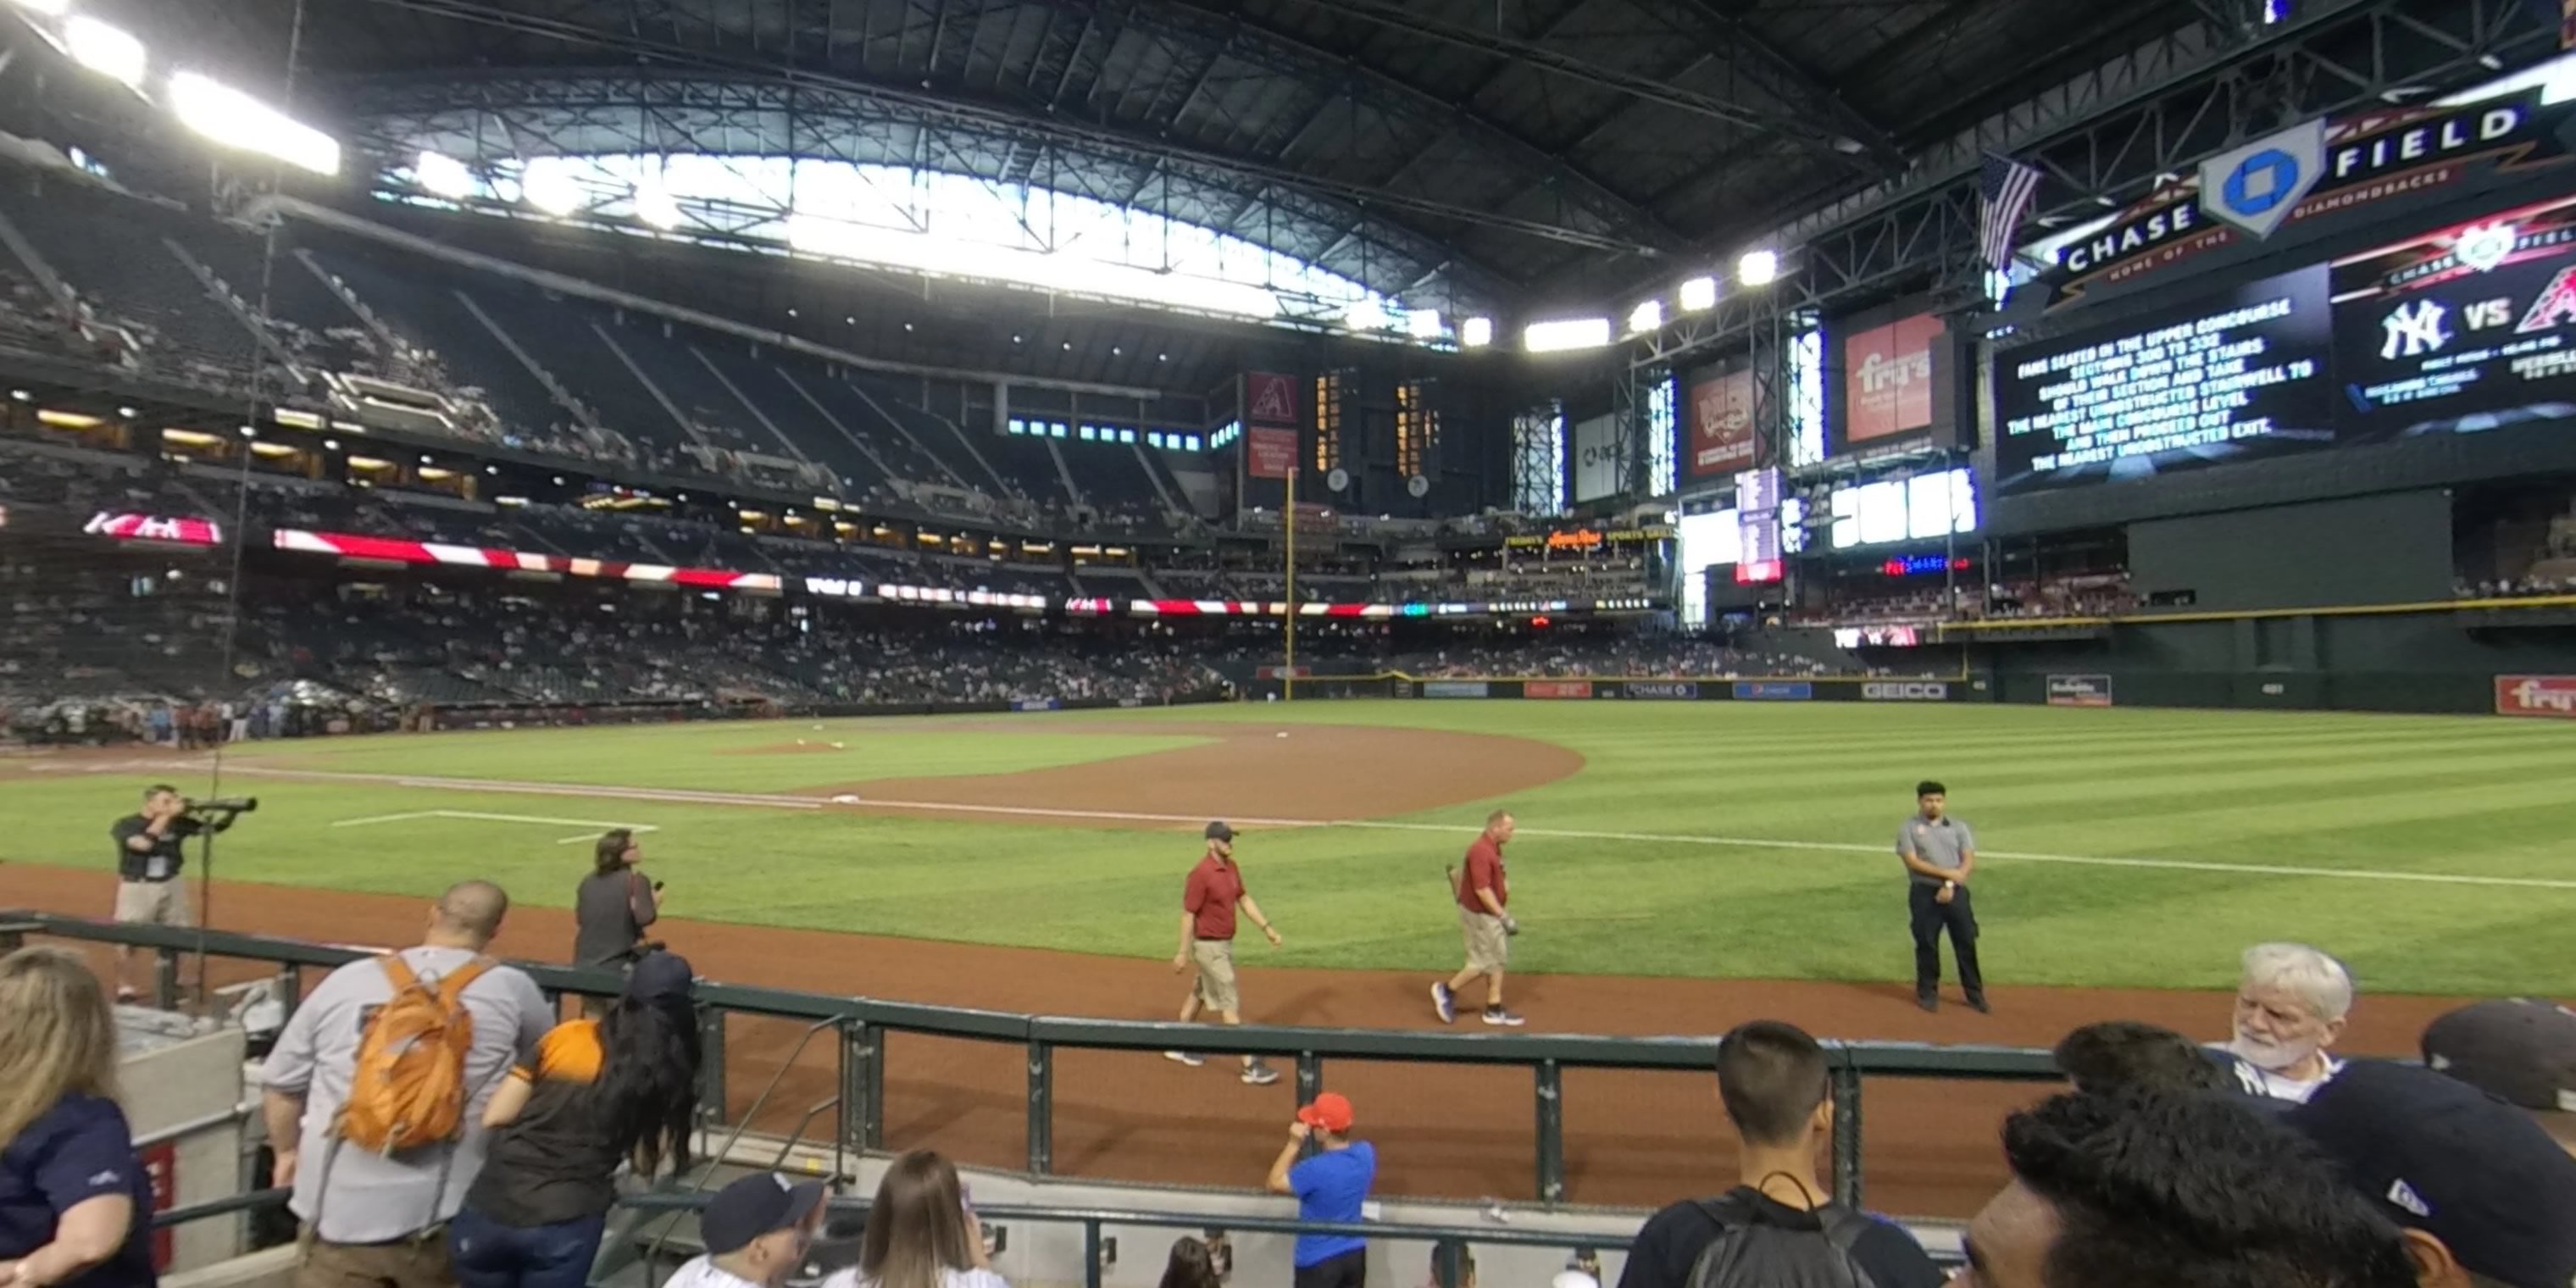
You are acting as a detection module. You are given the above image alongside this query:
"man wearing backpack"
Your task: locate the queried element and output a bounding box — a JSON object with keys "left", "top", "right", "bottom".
{"left": 260, "top": 880, "right": 553, "bottom": 1288}
{"left": 1615, "top": 1021, "right": 1943, "bottom": 1288}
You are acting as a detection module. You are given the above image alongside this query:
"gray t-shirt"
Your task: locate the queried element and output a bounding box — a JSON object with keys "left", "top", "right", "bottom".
{"left": 259, "top": 946, "right": 552, "bottom": 1242}
{"left": 1896, "top": 815, "right": 1974, "bottom": 886}
{"left": 572, "top": 869, "right": 656, "bottom": 967}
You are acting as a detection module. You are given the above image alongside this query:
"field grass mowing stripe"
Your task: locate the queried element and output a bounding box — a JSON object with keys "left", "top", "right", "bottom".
{"left": 197, "top": 762, "right": 2576, "bottom": 892}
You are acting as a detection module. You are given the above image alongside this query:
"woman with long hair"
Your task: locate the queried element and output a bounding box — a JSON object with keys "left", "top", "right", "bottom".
{"left": 447, "top": 951, "right": 702, "bottom": 1288}
{"left": 1156, "top": 1239, "right": 1220, "bottom": 1288}
{"left": 821, "top": 1152, "right": 1004, "bottom": 1288}
{"left": 0, "top": 947, "right": 153, "bottom": 1288}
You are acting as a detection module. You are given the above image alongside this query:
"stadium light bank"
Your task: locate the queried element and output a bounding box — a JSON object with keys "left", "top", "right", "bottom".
{"left": 4, "top": 0, "right": 341, "bottom": 175}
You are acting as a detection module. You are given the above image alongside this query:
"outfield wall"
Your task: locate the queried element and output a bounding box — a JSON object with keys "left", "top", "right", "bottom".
{"left": 1964, "top": 600, "right": 2576, "bottom": 716}
{"left": 1253, "top": 675, "right": 1982, "bottom": 702}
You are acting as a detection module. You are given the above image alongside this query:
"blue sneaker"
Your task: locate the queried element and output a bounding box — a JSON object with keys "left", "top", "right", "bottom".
{"left": 1432, "top": 982, "right": 1456, "bottom": 1024}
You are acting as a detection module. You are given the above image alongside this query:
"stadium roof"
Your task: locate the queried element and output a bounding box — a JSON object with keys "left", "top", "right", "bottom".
{"left": 174, "top": 0, "right": 2200, "bottom": 319}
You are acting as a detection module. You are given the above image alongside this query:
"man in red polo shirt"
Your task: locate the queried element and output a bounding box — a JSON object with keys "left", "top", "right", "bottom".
{"left": 1434, "top": 810, "right": 1522, "bottom": 1026}
{"left": 1169, "top": 821, "right": 1284, "bottom": 1085}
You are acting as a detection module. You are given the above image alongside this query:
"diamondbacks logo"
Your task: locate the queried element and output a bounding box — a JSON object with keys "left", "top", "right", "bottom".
{"left": 2518, "top": 265, "right": 2576, "bottom": 333}
{"left": 1245, "top": 372, "right": 1296, "bottom": 425}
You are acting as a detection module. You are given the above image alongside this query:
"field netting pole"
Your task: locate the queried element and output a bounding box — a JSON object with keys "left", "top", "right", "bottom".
{"left": 1283, "top": 466, "right": 1296, "bottom": 702}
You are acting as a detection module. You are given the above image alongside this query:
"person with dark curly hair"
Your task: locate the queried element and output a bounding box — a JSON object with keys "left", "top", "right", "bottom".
{"left": 1954, "top": 1090, "right": 2415, "bottom": 1288}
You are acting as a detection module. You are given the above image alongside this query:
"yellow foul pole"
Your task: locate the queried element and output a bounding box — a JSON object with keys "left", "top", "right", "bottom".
{"left": 1284, "top": 465, "right": 1297, "bottom": 702}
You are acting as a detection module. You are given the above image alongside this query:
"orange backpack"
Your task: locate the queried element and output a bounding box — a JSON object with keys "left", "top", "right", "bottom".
{"left": 333, "top": 953, "right": 493, "bottom": 1155}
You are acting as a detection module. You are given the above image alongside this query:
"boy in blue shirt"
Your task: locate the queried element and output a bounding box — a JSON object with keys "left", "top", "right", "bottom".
{"left": 1265, "top": 1093, "right": 1374, "bottom": 1288}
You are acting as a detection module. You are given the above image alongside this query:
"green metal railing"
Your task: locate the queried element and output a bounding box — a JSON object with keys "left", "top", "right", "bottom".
{"left": 6, "top": 912, "right": 2062, "bottom": 1212}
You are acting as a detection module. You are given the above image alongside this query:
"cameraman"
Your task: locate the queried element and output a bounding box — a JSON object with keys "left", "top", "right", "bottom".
{"left": 574, "top": 828, "right": 662, "bottom": 971}
{"left": 106, "top": 785, "right": 226, "bottom": 1001}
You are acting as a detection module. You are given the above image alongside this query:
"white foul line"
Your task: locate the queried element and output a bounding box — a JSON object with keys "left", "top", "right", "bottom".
{"left": 224, "top": 763, "right": 2576, "bottom": 892}
{"left": 331, "top": 808, "right": 663, "bottom": 843}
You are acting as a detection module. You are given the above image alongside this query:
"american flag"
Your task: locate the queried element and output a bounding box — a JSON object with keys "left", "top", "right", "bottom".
{"left": 1978, "top": 153, "right": 2044, "bottom": 270}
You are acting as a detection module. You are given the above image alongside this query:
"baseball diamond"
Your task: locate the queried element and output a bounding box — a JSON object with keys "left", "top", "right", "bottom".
{"left": 3, "top": 699, "right": 2570, "bottom": 1221}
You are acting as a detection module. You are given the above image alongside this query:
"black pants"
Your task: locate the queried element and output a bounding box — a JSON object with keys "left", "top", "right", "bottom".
{"left": 1295, "top": 1249, "right": 1366, "bottom": 1288}
{"left": 1909, "top": 883, "right": 1984, "bottom": 1002}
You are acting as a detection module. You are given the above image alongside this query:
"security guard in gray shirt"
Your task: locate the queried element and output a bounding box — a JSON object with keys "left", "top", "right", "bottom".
{"left": 1896, "top": 780, "right": 1987, "bottom": 1013}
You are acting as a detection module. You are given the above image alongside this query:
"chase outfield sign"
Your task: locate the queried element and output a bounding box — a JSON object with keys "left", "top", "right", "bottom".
{"left": 2046, "top": 93, "right": 2563, "bottom": 303}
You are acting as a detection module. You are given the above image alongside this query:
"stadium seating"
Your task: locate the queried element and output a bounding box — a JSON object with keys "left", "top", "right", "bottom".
{"left": 0, "top": 176, "right": 264, "bottom": 391}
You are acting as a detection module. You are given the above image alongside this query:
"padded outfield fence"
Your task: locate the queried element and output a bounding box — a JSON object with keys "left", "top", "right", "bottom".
{"left": 4, "top": 913, "right": 2062, "bottom": 1215}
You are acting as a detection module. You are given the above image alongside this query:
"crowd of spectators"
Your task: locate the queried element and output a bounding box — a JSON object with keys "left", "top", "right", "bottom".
{"left": 7, "top": 924, "right": 2573, "bottom": 1288}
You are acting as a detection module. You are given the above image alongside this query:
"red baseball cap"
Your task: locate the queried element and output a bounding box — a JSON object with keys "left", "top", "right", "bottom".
{"left": 1297, "top": 1092, "right": 1355, "bottom": 1133}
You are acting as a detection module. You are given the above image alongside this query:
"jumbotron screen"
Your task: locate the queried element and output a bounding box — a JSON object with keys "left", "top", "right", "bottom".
{"left": 1992, "top": 195, "right": 2576, "bottom": 494}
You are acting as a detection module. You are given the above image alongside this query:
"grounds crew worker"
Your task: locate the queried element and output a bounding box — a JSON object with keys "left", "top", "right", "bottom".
{"left": 1897, "top": 780, "right": 1987, "bottom": 1014}
{"left": 108, "top": 784, "right": 225, "bottom": 1001}
{"left": 1167, "top": 822, "right": 1283, "bottom": 1085}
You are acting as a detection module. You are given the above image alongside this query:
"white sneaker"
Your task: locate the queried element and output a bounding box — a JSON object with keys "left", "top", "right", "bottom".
{"left": 1241, "top": 1063, "right": 1281, "bottom": 1085}
{"left": 1164, "top": 1051, "right": 1206, "bottom": 1068}
{"left": 1481, "top": 1008, "right": 1526, "bottom": 1027}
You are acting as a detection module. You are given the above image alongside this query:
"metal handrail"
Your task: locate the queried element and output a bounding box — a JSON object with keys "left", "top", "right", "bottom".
{"left": 150, "top": 1186, "right": 288, "bottom": 1230}
{"left": 132, "top": 1102, "right": 255, "bottom": 1151}
{"left": 9, "top": 911, "right": 2065, "bottom": 1212}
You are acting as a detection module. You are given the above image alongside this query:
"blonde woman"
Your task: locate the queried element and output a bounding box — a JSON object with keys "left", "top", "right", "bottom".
{"left": 0, "top": 947, "right": 153, "bottom": 1288}
{"left": 821, "top": 1152, "right": 1004, "bottom": 1288}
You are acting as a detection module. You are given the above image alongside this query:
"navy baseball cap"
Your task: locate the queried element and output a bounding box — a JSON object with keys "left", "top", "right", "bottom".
{"left": 2422, "top": 998, "right": 2576, "bottom": 1116}
{"left": 1204, "top": 821, "right": 1235, "bottom": 842}
{"left": 624, "top": 951, "right": 696, "bottom": 1004}
{"left": 700, "top": 1173, "right": 827, "bottom": 1255}
{"left": 2284, "top": 1061, "right": 2576, "bottom": 1288}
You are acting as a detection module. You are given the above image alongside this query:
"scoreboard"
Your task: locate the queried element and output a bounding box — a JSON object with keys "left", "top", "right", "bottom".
{"left": 1993, "top": 194, "right": 2576, "bottom": 495}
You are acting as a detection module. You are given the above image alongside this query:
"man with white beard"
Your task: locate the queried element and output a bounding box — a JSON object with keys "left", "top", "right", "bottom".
{"left": 2216, "top": 941, "right": 2353, "bottom": 1103}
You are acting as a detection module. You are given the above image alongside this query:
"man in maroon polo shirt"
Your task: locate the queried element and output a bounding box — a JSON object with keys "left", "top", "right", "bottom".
{"left": 1434, "top": 810, "right": 1522, "bottom": 1026}
{"left": 1168, "top": 821, "right": 1284, "bottom": 1085}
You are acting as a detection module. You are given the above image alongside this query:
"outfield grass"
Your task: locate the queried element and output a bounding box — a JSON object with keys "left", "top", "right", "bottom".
{"left": 5, "top": 701, "right": 2573, "bottom": 996}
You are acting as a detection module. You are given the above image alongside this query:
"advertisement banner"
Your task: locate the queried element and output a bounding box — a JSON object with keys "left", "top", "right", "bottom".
{"left": 1623, "top": 680, "right": 1702, "bottom": 700}
{"left": 1245, "top": 426, "right": 1299, "bottom": 479}
{"left": 2495, "top": 675, "right": 2576, "bottom": 717}
{"left": 1732, "top": 681, "right": 1813, "bottom": 702}
{"left": 1571, "top": 414, "right": 1622, "bottom": 502}
{"left": 1424, "top": 680, "right": 1491, "bottom": 698}
{"left": 1687, "top": 369, "right": 1757, "bottom": 476}
{"left": 1861, "top": 680, "right": 1951, "bottom": 701}
{"left": 85, "top": 512, "right": 225, "bottom": 545}
{"left": 2046, "top": 675, "right": 2116, "bottom": 707}
{"left": 1524, "top": 680, "right": 1595, "bottom": 700}
{"left": 1246, "top": 372, "right": 1298, "bottom": 425}
{"left": 1013, "top": 698, "right": 1063, "bottom": 713}
{"left": 1843, "top": 314, "right": 1940, "bottom": 442}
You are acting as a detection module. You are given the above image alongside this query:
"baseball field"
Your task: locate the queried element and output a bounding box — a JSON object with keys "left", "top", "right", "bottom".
{"left": 5, "top": 699, "right": 2572, "bottom": 992}
{"left": 3, "top": 697, "right": 2572, "bottom": 1217}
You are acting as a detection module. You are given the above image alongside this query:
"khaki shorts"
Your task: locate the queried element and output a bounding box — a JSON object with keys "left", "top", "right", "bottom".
{"left": 1191, "top": 939, "right": 1241, "bottom": 1013}
{"left": 114, "top": 880, "right": 192, "bottom": 927}
{"left": 1460, "top": 908, "right": 1509, "bottom": 973}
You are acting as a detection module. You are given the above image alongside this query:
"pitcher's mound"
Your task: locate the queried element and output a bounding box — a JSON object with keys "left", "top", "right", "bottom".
{"left": 812, "top": 721, "right": 1582, "bottom": 824}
